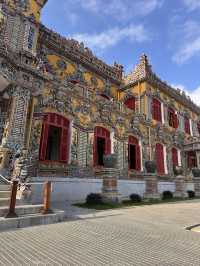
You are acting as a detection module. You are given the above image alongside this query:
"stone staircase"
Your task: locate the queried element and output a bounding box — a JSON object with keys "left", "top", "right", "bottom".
{"left": 0, "top": 178, "right": 65, "bottom": 232}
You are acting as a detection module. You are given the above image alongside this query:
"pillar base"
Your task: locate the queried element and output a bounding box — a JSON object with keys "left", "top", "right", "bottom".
{"left": 102, "top": 192, "right": 121, "bottom": 204}
{"left": 174, "top": 175, "right": 187, "bottom": 198}
{"left": 144, "top": 174, "right": 160, "bottom": 199}
{"left": 98, "top": 168, "right": 121, "bottom": 204}
{"left": 144, "top": 193, "right": 161, "bottom": 200}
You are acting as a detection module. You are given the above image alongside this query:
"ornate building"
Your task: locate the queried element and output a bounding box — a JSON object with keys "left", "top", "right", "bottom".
{"left": 0, "top": 0, "right": 200, "bottom": 181}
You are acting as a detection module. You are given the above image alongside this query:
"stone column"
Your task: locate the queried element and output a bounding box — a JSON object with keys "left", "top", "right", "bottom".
{"left": 96, "top": 168, "right": 120, "bottom": 203}
{"left": 174, "top": 175, "right": 187, "bottom": 198}
{"left": 144, "top": 174, "right": 160, "bottom": 199}
{"left": 193, "top": 176, "right": 200, "bottom": 197}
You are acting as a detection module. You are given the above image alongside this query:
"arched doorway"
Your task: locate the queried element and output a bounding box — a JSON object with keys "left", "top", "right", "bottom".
{"left": 39, "top": 113, "right": 70, "bottom": 163}
{"left": 156, "top": 143, "right": 165, "bottom": 174}
{"left": 128, "top": 136, "right": 141, "bottom": 171}
{"left": 94, "top": 126, "right": 111, "bottom": 166}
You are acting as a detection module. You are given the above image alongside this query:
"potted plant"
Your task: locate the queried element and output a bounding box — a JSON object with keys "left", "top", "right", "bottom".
{"left": 173, "top": 166, "right": 183, "bottom": 176}
{"left": 103, "top": 154, "right": 117, "bottom": 168}
{"left": 145, "top": 160, "right": 156, "bottom": 173}
{"left": 192, "top": 168, "right": 200, "bottom": 177}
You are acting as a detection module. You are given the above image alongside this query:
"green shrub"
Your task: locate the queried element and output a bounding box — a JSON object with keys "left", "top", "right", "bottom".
{"left": 86, "top": 193, "right": 103, "bottom": 205}
{"left": 129, "top": 193, "right": 142, "bottom": 203}
{"left": 162, "top": 191, "right": 173, "bottom": 200}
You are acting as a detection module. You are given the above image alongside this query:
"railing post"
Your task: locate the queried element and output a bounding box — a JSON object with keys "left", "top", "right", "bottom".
{"left": 42, "top": 181, "right": 53, "bottom": 214}
{"left": 5, "top": 180, "right": 18, "bottom": 218}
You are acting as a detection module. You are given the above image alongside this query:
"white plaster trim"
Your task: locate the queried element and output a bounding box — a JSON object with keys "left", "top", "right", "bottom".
{"left": 164, "top": 145, "right": 168, "bottom": 174}
{"left": 111, "top": 131, "right": 114, "bottom": 153}
{"left": 189, "top": 119, "right": 193, "bottom": 136}
{"left": 178, "top": 149, "right": 181, "bottom": 166}
{"left": 139, "top": 139, "right": 143, "bottom": 171}
{"left": 161, "top": 102, "right": 164, "bottom": 124}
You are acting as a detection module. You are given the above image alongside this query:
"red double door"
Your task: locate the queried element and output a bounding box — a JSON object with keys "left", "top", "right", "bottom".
{"left": 94, "top": 127, "right": 111, "bottom": 166}
{"left": 155, "top": 143, "right": 165, "bottom": 175}
{"left": 39, "top": 113, "right": 70, "bottom": 163}
{"left": 128, "top": 136, "right": 141, "bottom": 171}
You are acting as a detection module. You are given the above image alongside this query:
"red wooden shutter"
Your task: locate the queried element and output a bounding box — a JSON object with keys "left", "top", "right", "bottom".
{"left": 124, "top": 97, "right": 135, "bottom": 111}
{"left": 60, "top": 128, "right": 68, "bottom": 162}
{"left": 152, "top": 98, "right": 161, "bottom": 122}
{"left": 174, "top": 114, "right": 179, "bottom": 129}
{"left": 172, "top": 148, "right": 178, "bottom": 167}
{"left": 93, "top": 130, "right": 97, "bottom": 166}
{"left": 135, "top": 144, "right": 141, "bottom": 171}
{"left": 184, "top": 117, "right": 190, "bottom": 134}
{"left": 156, "top": 143, "right": 165, "bottom": 174}
{"left": 39, "top": 123, "right": 49, "bottom": 160}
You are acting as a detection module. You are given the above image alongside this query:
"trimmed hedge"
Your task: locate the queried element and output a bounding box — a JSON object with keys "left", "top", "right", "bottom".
{"left": 129, "top": 193, "right": 142, "bottom": 203}
{"left": 162, "top": 191, "right": 173, "bottom": 200}
{"left": 187, "top": 190, "right": 195, "bottom": 198}
{"left": 86, "top": 193, "right": 103, "bottom": 205}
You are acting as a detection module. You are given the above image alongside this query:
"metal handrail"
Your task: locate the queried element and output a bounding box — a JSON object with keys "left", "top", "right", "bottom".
{"left": 0, "top": 173, "right": 12, "bottom": 184}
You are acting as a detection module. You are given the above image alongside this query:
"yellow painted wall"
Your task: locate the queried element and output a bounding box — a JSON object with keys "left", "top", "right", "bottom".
{"left": 47, "top": 55, "right": 76, "bottom": 78}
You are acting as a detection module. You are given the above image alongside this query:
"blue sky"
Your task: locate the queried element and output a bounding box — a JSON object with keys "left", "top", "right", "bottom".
{"left": 41, "top": 0, "right": 200, "bottom": 105}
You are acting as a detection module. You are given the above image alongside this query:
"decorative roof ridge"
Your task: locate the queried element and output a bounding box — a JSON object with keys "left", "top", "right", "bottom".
{"left": 38, "top": 23, "right": 123, "bottom": 82}
{"left": 123, "top": 54, "right": 200, "bottom": 114}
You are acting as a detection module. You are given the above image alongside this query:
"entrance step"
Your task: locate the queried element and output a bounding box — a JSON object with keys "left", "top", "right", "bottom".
{"left": 0, "top": 210, "right": 65, "bottom": 231}
{"left": 0, "top": 198, "right": 21, "bottom": 207}
{"left": 0, "top": 204, "right": 43, "bottom": 217}
{"left": 0, "top": 185, "right": 11, "bottom": 191}
{"left": 0, "top": 191, "right": 10, "bottom": 198}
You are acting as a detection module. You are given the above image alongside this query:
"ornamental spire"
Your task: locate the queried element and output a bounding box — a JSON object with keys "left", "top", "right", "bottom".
{"left": 124, "top": 53, "right": 152, "bottom": 84}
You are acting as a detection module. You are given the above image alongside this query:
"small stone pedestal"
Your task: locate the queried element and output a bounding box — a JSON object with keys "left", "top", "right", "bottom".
{"left": 174, "top": 175, "right": 187, "bottom": 198}
{"left": 144, "top": 174, "right": 160, "bottom": 199}
{"left": 193, "top": 176, "right": 200, "bottom": 197}
{"left": 97, "top": 168, "right": 120, "bottom": 203}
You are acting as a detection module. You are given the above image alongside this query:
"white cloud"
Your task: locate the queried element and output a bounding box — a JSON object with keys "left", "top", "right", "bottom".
{"left": 67, "top": 0, "right": 164, "bottom": 21}
{"left": 172, "top": 20, "right": 200, "bottom": 64}
{"left": 71, "top": 24, "right": 149, "bottom": 51}
{"left": 172, "top": 84, "right": 200, "bottom": 106}
{"left": 183, "top": 0, "right": 200, "bottom": 11}
{"left": 173, "top": 37, "right": 200, "bottom": 64}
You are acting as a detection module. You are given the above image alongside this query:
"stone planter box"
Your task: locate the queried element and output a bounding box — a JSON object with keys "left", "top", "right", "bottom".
{"left": 192, "top": 168, "right": 200, "bottom": 177}
{"left": 173, "top": 166, "right": 183, "bottom": 176}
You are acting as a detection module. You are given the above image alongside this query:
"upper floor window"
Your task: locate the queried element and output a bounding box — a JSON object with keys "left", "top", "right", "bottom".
{"left": 184, "top": 117, "right": 190, "bottom": 135}
{"left": 27, "top": 26, "right": 35, "bottom": 50}
{"left": 152, "top": 98, "right": 162, "bottom": 122}
{"left": 168, "top": 107, "right": 178, "bottom": 129}
{"left": 124, "top": 97, "right": 135, "bottom": 111}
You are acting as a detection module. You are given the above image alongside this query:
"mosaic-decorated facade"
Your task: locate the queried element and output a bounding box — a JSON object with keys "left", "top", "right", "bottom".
{"left": 0, "top": 0, "right": 200, "bottom": 181}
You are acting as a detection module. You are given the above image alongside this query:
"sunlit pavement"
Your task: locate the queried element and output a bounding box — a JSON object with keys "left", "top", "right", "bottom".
{"left": 1, "top": 199, "right": 200, "bottom": 265}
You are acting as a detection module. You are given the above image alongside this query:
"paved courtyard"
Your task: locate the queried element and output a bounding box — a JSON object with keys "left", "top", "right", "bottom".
{"left": 1, "top": 200, "right": 200, "bottom": 266}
